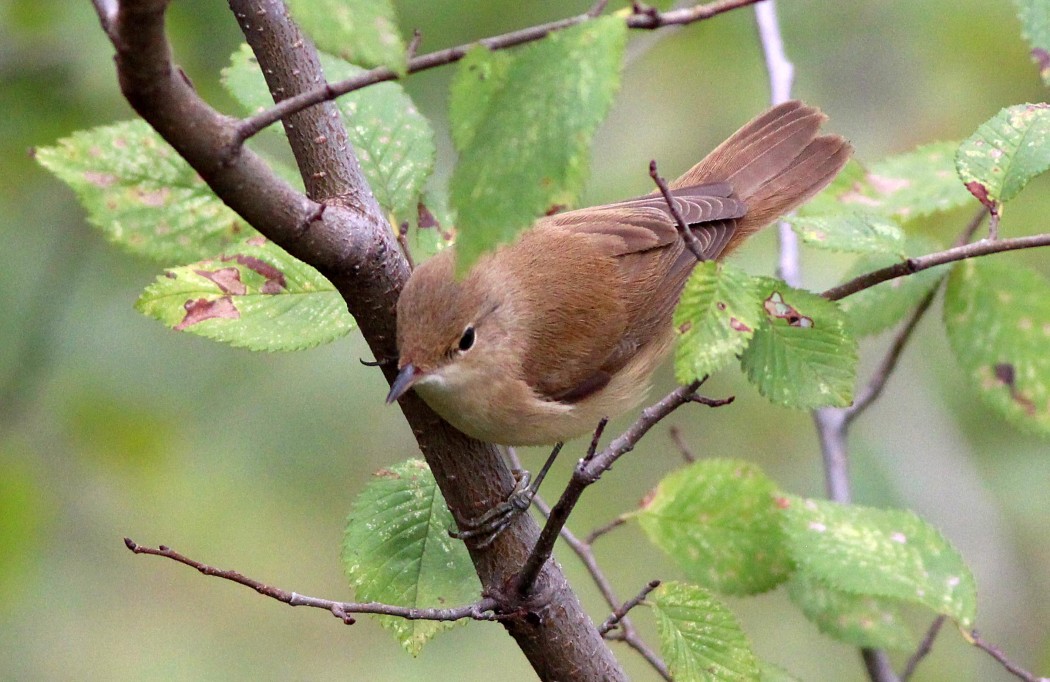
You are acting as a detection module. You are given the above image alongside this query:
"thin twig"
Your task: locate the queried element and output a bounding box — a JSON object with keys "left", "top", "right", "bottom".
{"left": 822, "top": 232, "right": 1050, "bottom": 301}
{"left": 509, "top": 448, "right": 671, "bottom": 682}
{"left": 650, "top": 159, "right": 707, "bottom": 261}
{"left": 585, "top": 517, "right": 627, "bottom": 545}
{"left": 123, "top": 538, "right": 502, "bottom": 624}
{"left": 234, "top": 0, "right": 765, "bottom": 142}
{"left": 988, "top": 210, "right": 1001, "bottom": 241}
{"left": 954, "top": 206, "right": 989, "bottom": 248}
{"left": 668, "top": 425, "right": 696, "bottom": 463}
{"left": 969, "top": 630, "right": 1048, "bottom": 682}
{"left": 900, "top": 615, "right": 946, "bottom": 681}
{"left": 844, "top": 283, "right": 939, "bottom": 424}
{"left": 406, "top": 29, "right": 422, "bottom": 61}
{"left": 516, "top": 380, "right": 732, "bottom": 597}
{"left": 599, "top": 580, "right": 661, "bottom": 635}
{"left": 396, "top": 221, "right": 415, "bottom": 271}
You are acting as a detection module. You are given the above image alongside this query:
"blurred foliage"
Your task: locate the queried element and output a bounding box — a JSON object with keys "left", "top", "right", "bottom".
{"left": 4, "top": 1, "right": 1050, "bottom": 680}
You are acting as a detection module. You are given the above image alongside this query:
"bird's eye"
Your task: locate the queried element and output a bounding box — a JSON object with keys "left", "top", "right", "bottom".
{"left": 458, "top": 325, "right": 476, "bottom": 352}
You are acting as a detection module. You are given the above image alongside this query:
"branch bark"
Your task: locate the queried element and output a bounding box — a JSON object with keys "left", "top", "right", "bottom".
{"left": 99, "top": 1, "right": 624, "bottom": 678}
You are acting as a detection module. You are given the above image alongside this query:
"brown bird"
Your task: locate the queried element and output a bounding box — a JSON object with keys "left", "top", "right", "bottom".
{"left": 388, "top": 101, "right": 851, "bottom": 446}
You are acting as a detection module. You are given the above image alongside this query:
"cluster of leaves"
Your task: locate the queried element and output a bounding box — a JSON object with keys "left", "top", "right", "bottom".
{"left": 341, "top": 457, "right": 977, "bottom": 678}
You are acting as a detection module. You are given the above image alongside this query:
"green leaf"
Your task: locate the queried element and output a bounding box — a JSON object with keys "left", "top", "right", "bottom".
{"left": 449, "top": 46, "right": 513, "bottom": 152}
{"left": 673, "top": 262, "right": 764, "bottom": 383}
{"left": 801, "top": 143, "right": 974, "bottom": 221}
{"left": 956, "top": 103, "right": 1050, "bottom": 210}
{"left": 787, "top": 211, "right": 906, "bottom": 256}
{"left": 635, "top": 459, "right": 792, "bottom": 595}
{"left": 449, "top": 17, "right": 627, "bottom": 271}
{"left": 837, "top": 236, "right": 947, "bottom": 337}
{"left": 786, "top": 572, "right": 914, "bottom": 650}
{"left": 342, "top": 460, "right": 480, "bottom": 655}
{"left": 649, "top": 581, "right": 759, "bottom": 682}
{"left": 1014, "top": 0, "right": 1050, "bottom": 85}
{"left": 35, "top": 120, "right": 258, "bottom": 263}
{"left": 222, "top": 46, "right": 435, "bottom": 219}
{"left": 781, "top": 496, "right": 977, "bottom": 628}
{"left": 944, "top": 258, "right": 1050, "bottom": 435}
{"left": 135, "top": 239, "right": 353, "bottom": 351}
{"left": 740, "top": 279, "right": 857, "bottom": 408}
{"left": 285, "top": 0, "right": 406, "bottom": 72}
{"left": 407, "top": 189, "right": 456, "bottom": 264}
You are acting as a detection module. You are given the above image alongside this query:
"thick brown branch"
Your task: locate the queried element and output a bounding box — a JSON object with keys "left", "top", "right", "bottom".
{"left": 124, "top": 538, "right": 502, "bottom": 624}
{"left": 98, "top": 1, "right": 627, "bottom": 679}
{"left": 822, "top": 233, "right": 1050, "bottom": 301}
{"left": 235, "top": 0, "right": 764, "bottom": 142}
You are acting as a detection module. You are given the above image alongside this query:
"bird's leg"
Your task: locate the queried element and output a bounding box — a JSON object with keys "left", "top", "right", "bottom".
{"left": 450, "top": 443, "right": 563, "bottom": 548}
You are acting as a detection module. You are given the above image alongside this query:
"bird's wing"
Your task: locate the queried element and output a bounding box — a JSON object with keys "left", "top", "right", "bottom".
{"left": 517, "top": 184, "right": 747, "bottom": 404}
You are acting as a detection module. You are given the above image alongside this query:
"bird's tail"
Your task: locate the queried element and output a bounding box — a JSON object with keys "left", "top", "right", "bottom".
{"left": 672, "top": 100, "right": 852, "bottom": 255}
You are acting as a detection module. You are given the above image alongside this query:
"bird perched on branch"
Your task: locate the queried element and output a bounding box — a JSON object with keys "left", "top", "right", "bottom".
{"left": 388, "top": 100, "right": 851, "bottom": 446}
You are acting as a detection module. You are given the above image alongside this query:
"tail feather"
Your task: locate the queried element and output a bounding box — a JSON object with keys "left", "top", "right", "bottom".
{"left": 671, "top": 101, "right": 851, "bottom": 256}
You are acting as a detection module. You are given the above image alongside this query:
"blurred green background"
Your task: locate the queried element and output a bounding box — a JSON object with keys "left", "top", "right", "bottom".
{"left": 2, "top": 0, "right": 1048, "bottom": 680}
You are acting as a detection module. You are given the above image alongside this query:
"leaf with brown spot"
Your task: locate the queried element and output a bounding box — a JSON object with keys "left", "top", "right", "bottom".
{"left": 673, "top": 261, "right": 763, "bottom": 383}
{"left": 136, "top": 240, "right": 354, "bottom": 351}
{"left": 801, "top": 144, "right": 974, "bottom": 221}
{"left": 175, "top": 296, "right": 239, "bottom": 330}
{"left": 1016, "top": 1, "right": 1050, "bottom": 85}
{"left": 945, "top": 259, "right": 1050, "bottom": 435}
{"left": 956, "top": 103, "right": 1050, "bottom": 207}
{"left": 223, "top": 254, "right": 286, "bottom": 293}
{"left": 742, "top": 279, "right": 857, "bottom": 409}
{"left": 194, "top": 267, "right": 247, "bottom": 296}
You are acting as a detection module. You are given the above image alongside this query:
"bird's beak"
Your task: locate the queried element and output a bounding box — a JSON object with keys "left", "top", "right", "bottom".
{"left": 386, "top": 363, "right": 421, "bottom": 404}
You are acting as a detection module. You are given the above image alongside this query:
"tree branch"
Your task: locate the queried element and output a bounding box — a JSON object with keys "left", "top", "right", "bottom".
{"left": 900, "top": 615, "right": 946, "bottom": 681}
{"left": 505, "top": 448, "right": 671, "bottom": 682}
{"left": 822, "top": 233, "right": 1050, "bottom": 301}
{"left": 95, "top": 1, "right": 631, "bottom": 679}
{"left": 124, "top": 538, "right": 503, "bottom": 624}
{"left": 755, "top": 5, "right": 898, "bottom": 679}
{"left": 651, "top": 159, "right": 708, "bottom": 261}
{"left": 599, "top": 580, "right": 661, "bottom": 636}
{"left": 515, "top": 380, "right": 735, "bottom": 597}
{"left": 969, "top": 630, "right": 1048, "bottom": 682}
{"left": 234, "top": 0, "right": 765, "bottom": 142}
